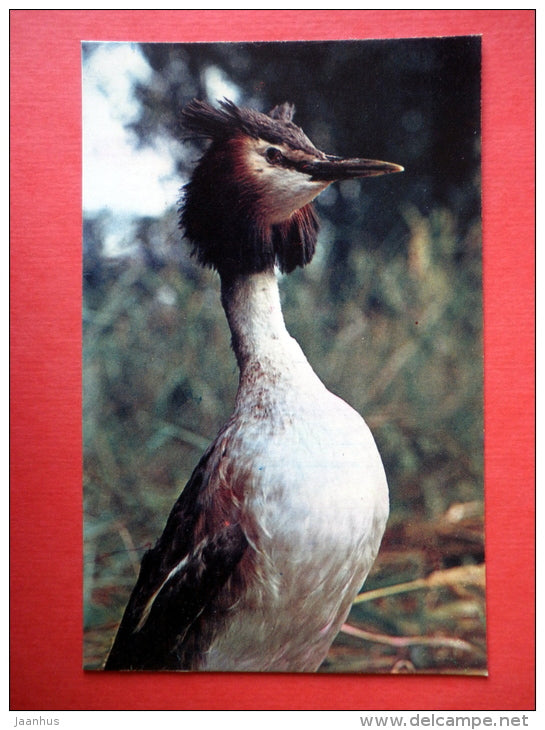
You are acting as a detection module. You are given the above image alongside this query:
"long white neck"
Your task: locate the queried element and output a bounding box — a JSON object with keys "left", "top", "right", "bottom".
{"left": 220, "top": 271, "right": 317, "bottom": 385}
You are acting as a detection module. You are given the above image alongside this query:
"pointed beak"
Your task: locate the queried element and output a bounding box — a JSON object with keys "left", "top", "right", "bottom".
{"left": 304, "top": 155, "right": 404, "bottom": 181}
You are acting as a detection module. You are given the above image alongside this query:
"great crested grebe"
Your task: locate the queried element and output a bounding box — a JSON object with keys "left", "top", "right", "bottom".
{"left": 105, "top": 99, "right": 402, "bottom": 672}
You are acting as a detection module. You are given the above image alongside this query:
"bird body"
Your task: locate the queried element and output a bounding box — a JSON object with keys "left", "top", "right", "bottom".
{"left": 105, "top": 99, "right": 401, "bottom": 672}
{"left": 198, "top": 272, "right": 389, "bottom": 671}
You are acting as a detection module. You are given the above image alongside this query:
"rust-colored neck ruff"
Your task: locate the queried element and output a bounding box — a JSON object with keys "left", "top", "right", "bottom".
{"left": 180, "top": 136, "right": 319, "bottom": 277}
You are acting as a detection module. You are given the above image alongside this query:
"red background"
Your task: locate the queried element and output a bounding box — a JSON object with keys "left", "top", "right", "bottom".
{"left": 10, "top": 10, "right": 535, "bottom": 711}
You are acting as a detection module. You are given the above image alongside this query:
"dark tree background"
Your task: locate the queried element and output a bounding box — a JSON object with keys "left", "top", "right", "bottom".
{"left": 83, "top": 37, "right": 485, "bottom": 673}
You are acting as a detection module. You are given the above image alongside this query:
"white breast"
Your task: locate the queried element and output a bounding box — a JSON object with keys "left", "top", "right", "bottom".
{"left": 201, "top": 373, "right": 389, "bottom": 672}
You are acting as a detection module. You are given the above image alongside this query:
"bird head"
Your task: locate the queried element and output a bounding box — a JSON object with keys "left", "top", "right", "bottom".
{"left": 179, "top": 99, "right": 403, "bottom": 278}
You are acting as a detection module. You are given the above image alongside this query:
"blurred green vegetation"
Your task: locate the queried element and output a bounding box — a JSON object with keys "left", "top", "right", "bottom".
{"left": 83, "top": 38, "right": 484, "bottom": 672}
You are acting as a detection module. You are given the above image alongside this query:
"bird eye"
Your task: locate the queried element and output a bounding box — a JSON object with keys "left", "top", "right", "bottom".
{"left": 265, "top": 147, "right": 283, "bottom": 164}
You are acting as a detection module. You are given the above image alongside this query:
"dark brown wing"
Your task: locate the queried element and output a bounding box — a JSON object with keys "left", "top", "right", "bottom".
{"left": 104, "top": 444, "right": 248, "bottom": 671}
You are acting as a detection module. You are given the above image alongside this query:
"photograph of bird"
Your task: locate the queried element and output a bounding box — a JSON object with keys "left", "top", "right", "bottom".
{"left": 104, "top": 98, "right": 403, "bottom": 671}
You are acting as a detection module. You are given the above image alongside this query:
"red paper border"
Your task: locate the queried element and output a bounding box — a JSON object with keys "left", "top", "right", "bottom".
{"left": 10, "top": 10, "right": 535, "bottom": 711}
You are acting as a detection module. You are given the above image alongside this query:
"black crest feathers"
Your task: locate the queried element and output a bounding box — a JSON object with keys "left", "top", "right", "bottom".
{"left": 269, "top": 102, "right": 295, "bottom": 122}
{"left": 178, "top": 99, "right": 321, "bottom": 277}
{"left": 180, "top": 98, "right": 318, "bottom": 155}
